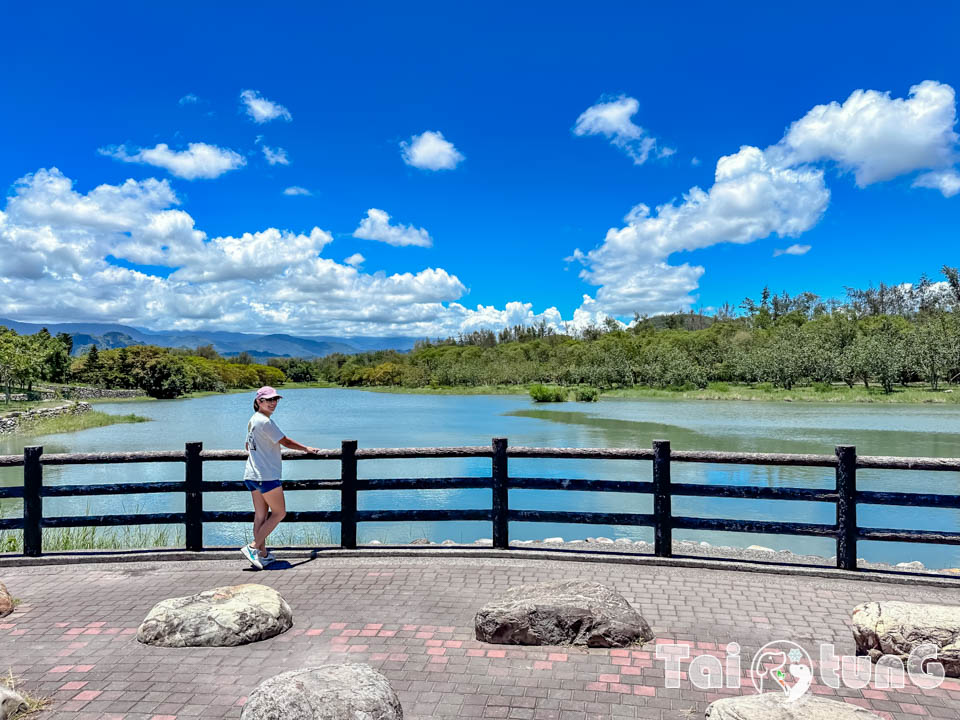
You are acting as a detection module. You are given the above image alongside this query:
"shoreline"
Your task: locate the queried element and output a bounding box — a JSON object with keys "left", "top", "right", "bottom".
{"left": 14, "top": 381, "right": 958, "bottom": 407}
{"left": 397, "top": 536, "right": 960, "bottom": 576}
{"left": 350, "top": 383, "right": 960, "bottom": 405}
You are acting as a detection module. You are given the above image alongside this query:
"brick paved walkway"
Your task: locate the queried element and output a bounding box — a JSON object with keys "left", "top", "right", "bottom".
{"left": 2, "top": 553, "right": 960, "bottom": 719}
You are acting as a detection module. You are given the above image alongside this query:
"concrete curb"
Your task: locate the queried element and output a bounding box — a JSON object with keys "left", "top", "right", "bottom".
{"left": 3, "top": 545, "right": 960, "bottom": 589}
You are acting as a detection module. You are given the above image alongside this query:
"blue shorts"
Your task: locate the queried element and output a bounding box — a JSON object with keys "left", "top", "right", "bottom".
{"left": 244, "top": 479, "right": 283, "bottom": 494}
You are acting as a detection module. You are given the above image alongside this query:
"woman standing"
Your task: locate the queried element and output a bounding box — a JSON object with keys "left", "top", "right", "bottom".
{"left": 242, "top": 386, "right": 320, "bottom": 569}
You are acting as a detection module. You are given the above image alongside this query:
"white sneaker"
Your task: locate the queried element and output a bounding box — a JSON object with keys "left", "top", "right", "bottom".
{"left": 241, "top": 545, "right": 263, "bottom": 570}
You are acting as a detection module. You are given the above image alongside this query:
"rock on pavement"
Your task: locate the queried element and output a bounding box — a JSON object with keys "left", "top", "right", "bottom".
{"left": 0, "top": 686, "right": 27, "bottom": 720}
{"left": 0, "top": 581, "right": 14, "bottom": 618}
{"left": 705, "top": 692, "right": 882, "bottom": 718}
{"left": 475, "top": 579, "right": 652, "bottom": 647}
{"left": 853, "top": 600, "right": 960, "bottom": 677}
{"left": 137, "top": 583, "right": 292, "bottom": 647}
{"left": 240, "top": 663, "right": 402, "bottom": 720}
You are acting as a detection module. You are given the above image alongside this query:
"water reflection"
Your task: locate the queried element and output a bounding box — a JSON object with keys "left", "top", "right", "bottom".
{"left": 1, "top": 389, "right": 958, "bottom": 567}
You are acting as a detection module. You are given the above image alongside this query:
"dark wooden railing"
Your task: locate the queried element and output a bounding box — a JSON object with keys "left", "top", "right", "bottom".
{"left": 1, "top": 439, "right": 959, "bottom": 570}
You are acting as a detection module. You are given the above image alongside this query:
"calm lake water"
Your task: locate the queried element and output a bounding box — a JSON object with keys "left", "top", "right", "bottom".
{"left": 2, "top": 389, "right": 959, "bottom": 567}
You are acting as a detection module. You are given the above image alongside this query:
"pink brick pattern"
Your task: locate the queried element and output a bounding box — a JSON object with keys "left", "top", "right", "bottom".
{"left": 1, "top": 554, "right": 958, "bottom": 719}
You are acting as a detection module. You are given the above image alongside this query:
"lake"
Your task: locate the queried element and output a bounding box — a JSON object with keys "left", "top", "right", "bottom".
{"left": 2, "top": 389, "right": 959, "bottom": 567}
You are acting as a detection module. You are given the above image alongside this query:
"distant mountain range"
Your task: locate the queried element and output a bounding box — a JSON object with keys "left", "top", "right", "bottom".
{"left": 0, "top": 318, "right": 419, "bottom": 359}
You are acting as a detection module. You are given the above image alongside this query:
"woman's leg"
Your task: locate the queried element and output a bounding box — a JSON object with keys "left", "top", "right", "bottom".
{"left": 253, "top": 486, "right": 287, "bottom": 553}
{"left": 250, "top": 490, "right": 269, "bottom": 552}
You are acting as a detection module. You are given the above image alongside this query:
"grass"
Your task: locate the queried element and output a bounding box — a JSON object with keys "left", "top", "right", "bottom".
{"left": 2, "top": 669, "right": 50, "bottom": 718}
{"left": 276, "top": 381, "right": 340, "bottom": 390}
{"left": 356, "top": 384, "right": 530, "bottom": 396}
{"left": 89, "top": 381, "right": 338, "bottom": 402}
{"left": 348, "top": 381, "right": 959, "bottom": 404}
{"left": 530, "top": 384, "right": 569, "bottom": 402}
{"left": 0, "top": 524, "right": 184, "bottom": 553}
{"left": 269, "top": 525, "right": 337, "bottom": 546}
{"left": 0, "top": 399, "right": 64, "bottom": 415}
{"left": 601, "top": 382, "right": 960, "bottom": 404}
{"left": 17, "top": 410, "right": 150, "bottom": 437}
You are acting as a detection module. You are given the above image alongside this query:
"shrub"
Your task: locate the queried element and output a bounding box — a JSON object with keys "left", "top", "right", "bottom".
{"left": 811, "top": 381, "right": 833, "bottom": 392}
{"left": 707, "top": 382, "right": 730, "bottom": 392}
{"left": 575, "top": 386, "right": 599, "bottom": 402}
{"left": 529, "top": 384, "right": 568, "bottom": 402}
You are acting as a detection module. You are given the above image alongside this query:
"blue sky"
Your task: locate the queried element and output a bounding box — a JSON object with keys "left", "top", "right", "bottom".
{"left": 2, "top": 2, "right": 958, "bottom": 336}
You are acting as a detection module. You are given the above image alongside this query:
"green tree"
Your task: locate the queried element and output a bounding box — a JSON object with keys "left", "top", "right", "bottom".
{"left": 82, "top": 345, "right": 103, "bottom": 385}
{"left": 139, "top": 354, "right": 191, "bottom": 399}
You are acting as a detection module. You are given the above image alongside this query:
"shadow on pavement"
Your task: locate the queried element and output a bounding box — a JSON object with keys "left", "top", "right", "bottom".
{"left": 242, "top": 550, "right": 320, "bottom": 571}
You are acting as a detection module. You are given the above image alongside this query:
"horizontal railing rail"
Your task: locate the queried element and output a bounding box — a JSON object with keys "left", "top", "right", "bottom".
{"left": 0, "top": 439, "right": 958, "bottom": 571}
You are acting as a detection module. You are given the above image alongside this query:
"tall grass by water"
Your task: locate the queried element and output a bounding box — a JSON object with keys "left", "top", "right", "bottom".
{"left": 16, "top": 410, "right": 149, "bottom": 437}
{"left": 0, "top": 525, "right": 184, "bottom": 553}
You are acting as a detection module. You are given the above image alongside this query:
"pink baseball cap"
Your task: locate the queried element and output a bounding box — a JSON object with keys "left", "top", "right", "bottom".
{"left": 255, "top": 386, "right": 283, "bottom": 401}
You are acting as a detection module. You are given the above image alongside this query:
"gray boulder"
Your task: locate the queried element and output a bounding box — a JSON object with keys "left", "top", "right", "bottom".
{"left": 853, "top": 601, "right": 960, "bottom": 677}
{"left": 240, "top": 664, "right": 402, "bottom": 720}
{"left": 0, "top": 687, "right": 27, "bottom": 720}
{"left": 475, "top": 579, "right": 652, "bottom": 647}
{"left": 137, "top": 583, "right": 292, "bottom": 647}
{"left": 705, "top": 692, "right": 882, "bottom": 718}
{"left": 0, "top": 582, "right": 13, "bottom": 618}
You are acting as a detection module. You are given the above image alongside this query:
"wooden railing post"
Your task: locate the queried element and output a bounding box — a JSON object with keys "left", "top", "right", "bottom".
{"left": 836, "top": 444, "right": 857, "bottom": 570}
{"left": 23, "top": 446, "right": 43, "bottom": 557}
{"left": 492, "top": 437, "right": 509, "bottom": 549}
{"left": 184, "top": 442, "right": 203, "bottom": 552}
{"left": 653, "top": 440, "right": 672, "bottom": 558}
{"left": 341, "top": 440, "right": 358, "bottom": 549}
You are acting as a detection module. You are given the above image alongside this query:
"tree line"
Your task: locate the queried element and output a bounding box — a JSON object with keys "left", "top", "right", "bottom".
{"left": 4, "top": 266, "right": 958, "bottom": 400}
{"left": 271, "top": 266, "right": 960, "bottom": 394}
{"left": 0, "top": 332, "right": 285, "bottom": 401}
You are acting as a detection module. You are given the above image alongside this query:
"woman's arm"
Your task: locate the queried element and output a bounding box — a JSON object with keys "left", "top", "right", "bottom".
{"left": 279, "top": 436, "right": 320, "bottom": 454}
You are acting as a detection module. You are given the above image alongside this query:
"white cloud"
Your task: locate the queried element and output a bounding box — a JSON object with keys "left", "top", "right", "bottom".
{"left": 169, "top": 227, "right": 333, "bottom": 283}
{"left": 572, "top": 80, "right": 960, "bottom": 320}
{"left": 262, "top": 145, "right": 289, "bottom": 166}
{"left": 913, "top": 168, "right": 960, "bottom": 197}
{"left": 400, "top": 131, "right": 464, "bottom": 170}
{"left": 773, "top": 244, "right": 812, "bottom": 257}
{"left": 574, "top": 146, "right": 829, "bottom": 314}
{"left": 283, "top": 186, "right": 312, "bottom": 196}
{"left": 691, "top": 157, "right": 701, "bottom": 166}
{"left": 1, "top": 167, "right": 575, "bottom": 336}
{"left": 771, "top": 80, "right": 958, "bottom": 186}
{"left": 179, "top": 94, "right": 199, "bottom": 105}
{"left": 573, "top": 95, "right": 669, "bottom": 165}
{"left": 344, "top": 253, "right": 365, "bottom": 268}
{"left": 100, "top": 143, "right": 246, "bottom": 180}
{"left": 240, "top": 89, "right": 292, "bottom": 124}
{"left": 352, "top": 208, "right": 433, "bottom": 247}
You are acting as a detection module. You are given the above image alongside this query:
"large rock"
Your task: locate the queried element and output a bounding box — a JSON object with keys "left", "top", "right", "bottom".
{"left": 137, "top": 583, "right": 292, "bottom": 647}
{"left": 853, "top": 601, "right": 960, "bottom": 677}
{"left": 706, "top": 693, "right": 882, "bottom": 718}
{"left": 0, "top": 582, "right": 13, "bottom": 618}
{"left": 0, "top": 686, "right": 27, "bottom": 720}
{"left": 475, "top": 579, "right": 652, "bottom": 647}
{"left": 240, "top": 664, "right": 402, "bottom": 720}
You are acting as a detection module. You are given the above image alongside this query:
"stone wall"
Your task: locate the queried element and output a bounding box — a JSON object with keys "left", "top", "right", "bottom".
{"left": 7, "top": 386, "right": 146, "bottom": 401}
{"left": 6, "top": 390, "right": 57, "bottom": 401}
{"left": 56, "top": 386, "right": 146, "bottom": 400}
{"left": 0, "top": 402, "right": 92, "bottom": 435}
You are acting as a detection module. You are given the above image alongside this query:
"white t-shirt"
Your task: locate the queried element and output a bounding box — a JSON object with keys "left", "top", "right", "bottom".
{"left": 243, "top": 412, "right": 285, "bottom": 481}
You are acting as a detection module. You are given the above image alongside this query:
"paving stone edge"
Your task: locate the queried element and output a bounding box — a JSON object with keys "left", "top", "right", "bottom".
{"left": 2, "top": 546, "right": 960, "bottom": 588}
